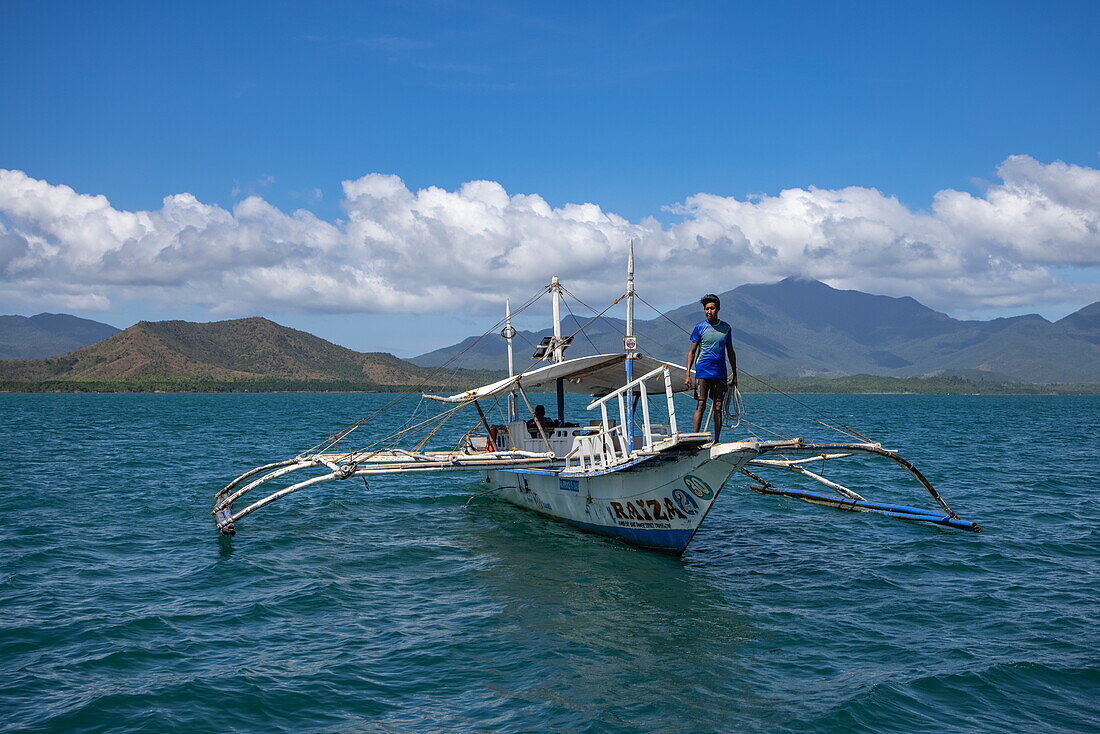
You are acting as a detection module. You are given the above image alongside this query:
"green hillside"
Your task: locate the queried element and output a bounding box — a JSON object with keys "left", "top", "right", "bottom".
{"left": 0, "top": 317, "right": 502, "bottom": 392}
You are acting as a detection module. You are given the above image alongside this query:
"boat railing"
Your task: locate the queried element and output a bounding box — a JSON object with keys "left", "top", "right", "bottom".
{"left": 587, "top": 365, "right": 678, "bottom": 456}
{"left": 562, "top": 424, "right": 631, "bottom": 472}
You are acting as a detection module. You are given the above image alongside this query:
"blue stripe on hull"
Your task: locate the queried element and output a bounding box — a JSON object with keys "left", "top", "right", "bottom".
{"left": 566, "top": 518, "right": 695, "bottom": 554}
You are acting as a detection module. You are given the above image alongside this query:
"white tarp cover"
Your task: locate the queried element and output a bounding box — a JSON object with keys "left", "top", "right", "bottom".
{"left": 425, "top": 354, "right": 691, "bottom": 403}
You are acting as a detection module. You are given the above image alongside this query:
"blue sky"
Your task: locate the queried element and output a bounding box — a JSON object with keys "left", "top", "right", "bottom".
{"left": 1, "top": 0, "right": 1098, "bottom": 355}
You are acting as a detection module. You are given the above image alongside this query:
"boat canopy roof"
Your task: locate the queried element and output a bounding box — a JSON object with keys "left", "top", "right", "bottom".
{"left": 425, "top": 353, "right": 691, "bottom": 404}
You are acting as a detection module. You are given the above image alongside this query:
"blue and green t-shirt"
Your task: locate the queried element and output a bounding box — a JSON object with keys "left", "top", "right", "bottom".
{"left": 690, "top": 320, "right": 733, "bottom": 379}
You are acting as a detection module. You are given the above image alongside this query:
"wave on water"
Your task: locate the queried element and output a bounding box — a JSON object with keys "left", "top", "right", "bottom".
{"left": 1, "top": 393, "right": 1098, "bottom": 733}
{"left": 798, "top": 663, "right": 1100, "bottom": 734}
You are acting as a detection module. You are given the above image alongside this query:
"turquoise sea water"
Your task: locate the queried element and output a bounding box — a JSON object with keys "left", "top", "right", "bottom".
{"left": 1, "top": 393, "right": 1098, "bottom": 733}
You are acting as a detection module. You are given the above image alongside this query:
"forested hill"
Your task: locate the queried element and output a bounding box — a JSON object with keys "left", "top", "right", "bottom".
{"left": 0, "top": 317, "right": 499, "bottom": 391}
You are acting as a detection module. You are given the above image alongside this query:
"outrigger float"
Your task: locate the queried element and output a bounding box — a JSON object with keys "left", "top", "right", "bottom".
{"left": 213, "top": 244, "right": 980, "bottom": 553}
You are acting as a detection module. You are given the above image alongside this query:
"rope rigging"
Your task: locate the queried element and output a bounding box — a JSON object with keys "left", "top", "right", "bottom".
{"left": 631, "top": 290, "right": 878, "bottom": 445}
{"left": 214, "top": 267, "right": 983, "bottom": 541}
{"left": 305, "top": 277, "right": 880, "bottom": 462}
{"left": 210, "top": 257, "right": 985, "bottom": 539}
{"left": 315, "top": 286, "right": 553, "bottom": 459}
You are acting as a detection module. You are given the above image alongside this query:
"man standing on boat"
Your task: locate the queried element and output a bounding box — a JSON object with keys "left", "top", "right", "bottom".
{"left": 684, "top": 294, "right": 737, "bottom": 442}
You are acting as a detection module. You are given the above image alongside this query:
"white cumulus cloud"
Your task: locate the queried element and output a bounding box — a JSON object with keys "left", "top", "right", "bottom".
{"left": 0, "top": 156, "right": 1098, "bottom": 318}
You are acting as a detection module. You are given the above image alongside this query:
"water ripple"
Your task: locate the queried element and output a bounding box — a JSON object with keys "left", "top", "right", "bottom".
{"left": 1, "top": 393, "right": 1097, "bottom": 732}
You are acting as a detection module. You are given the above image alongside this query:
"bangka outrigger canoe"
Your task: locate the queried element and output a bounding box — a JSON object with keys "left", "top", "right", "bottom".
{"left": 213, "top": 244, "right": 980, "bottom": 553}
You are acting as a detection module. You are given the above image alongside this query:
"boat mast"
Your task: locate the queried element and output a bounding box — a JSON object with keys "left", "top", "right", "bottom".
{"left": 551, "top": 276, "right": 563, "bottom": 363}
{"left": 506, "top": 298, "right": 515, "bottom": 376}
{"left": 625, "top": 239, "right": 636, "bottom": 449}
{"left": 505, "top": 298, "right": 517, "bottom": 423}
{"left": 626, "top": 241, "right": 635, "bottom": 345}
{"left": 551, "top": 275, "right": 565, "bottom": 425}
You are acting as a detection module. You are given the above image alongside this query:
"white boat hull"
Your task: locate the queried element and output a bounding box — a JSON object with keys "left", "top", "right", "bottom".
{"left": 482, "top": 442, "right": 760, "bottom": 553}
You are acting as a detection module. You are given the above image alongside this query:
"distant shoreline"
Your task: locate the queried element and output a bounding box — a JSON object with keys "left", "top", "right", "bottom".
{"left": 2, "top": 375, "right": 1097, "bottom": 396}
{"left": 3, "top": 392, "right": 1096, "bottom": 396}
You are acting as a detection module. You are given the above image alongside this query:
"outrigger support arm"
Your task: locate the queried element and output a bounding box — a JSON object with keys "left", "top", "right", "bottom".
{"left": 747, "top": 442, "right": 981, "bottom": 532}
{"left": 753, "top": 443, "right": 959, "bottom": 518}
{"left": 749, "top": 457, "right": 866, "bottom": 501}
{"left": 212, "top": 450, "right": 556, "bottom": 536}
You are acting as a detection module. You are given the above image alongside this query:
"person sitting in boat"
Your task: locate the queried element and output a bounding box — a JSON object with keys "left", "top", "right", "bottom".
{"left": 527, "top": 404, "right": 557, "bottom": 436}
{"left": 684, "top": 293, "right": 738, "bottom": 442}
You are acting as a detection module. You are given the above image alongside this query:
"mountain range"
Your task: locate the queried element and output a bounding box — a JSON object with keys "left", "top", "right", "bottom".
{"left": 2, "top": 278, "right": 1097, "bottom": 387}
{"left": 413, "top": 278, "right": 1100, "bottom": 384}
{"left": 0, "top": 313, "right": 120, "bottom": 359}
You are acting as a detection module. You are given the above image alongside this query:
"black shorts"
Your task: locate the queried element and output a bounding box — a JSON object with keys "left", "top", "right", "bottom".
{"left": 694, "top": 378, "right": 728, "bottom": 402}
